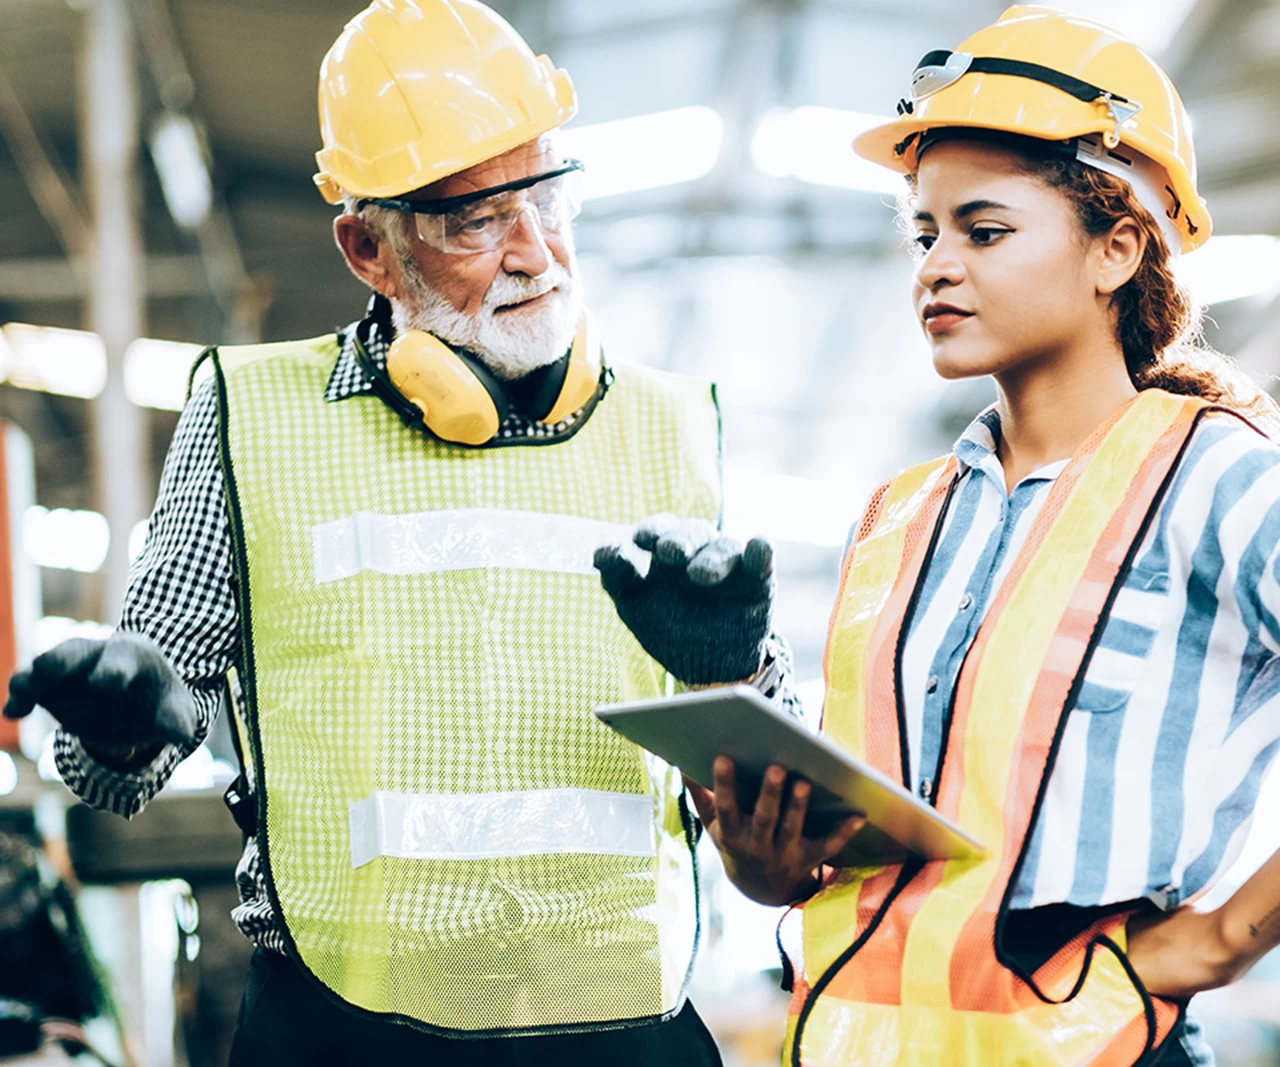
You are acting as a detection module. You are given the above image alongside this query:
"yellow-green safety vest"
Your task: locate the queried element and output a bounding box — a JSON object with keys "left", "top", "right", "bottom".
{"left": 209, "top": 333, "right": 721, "bottom": 1035}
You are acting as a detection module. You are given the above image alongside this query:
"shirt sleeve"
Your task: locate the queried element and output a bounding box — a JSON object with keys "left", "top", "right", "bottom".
{"left": 54, "top": 376, "right": 240, "bottom": 818}
{"left": 752, "top": 632, "right": 803, "bottom": 719}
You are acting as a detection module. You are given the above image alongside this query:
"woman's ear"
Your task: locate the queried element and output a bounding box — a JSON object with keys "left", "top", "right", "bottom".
{"left": 334, "top": 214, "right": 398, "bottom": 299}
{"left": 1095, "top": 216, "right": 1147, "bottom": 296}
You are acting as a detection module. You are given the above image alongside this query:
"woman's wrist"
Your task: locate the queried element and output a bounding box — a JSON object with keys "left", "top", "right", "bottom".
{"left": 724, "top": 862, "right": 822, "bottom": 908}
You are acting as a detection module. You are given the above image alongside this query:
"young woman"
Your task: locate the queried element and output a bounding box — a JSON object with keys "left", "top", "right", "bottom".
{"left": 596, "top": 7, "right": 1280, "bottom": 1066}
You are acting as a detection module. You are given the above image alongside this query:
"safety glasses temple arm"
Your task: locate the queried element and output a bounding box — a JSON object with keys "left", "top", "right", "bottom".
{"left": 354, "top": 159, "right": 585, "bottom": 217}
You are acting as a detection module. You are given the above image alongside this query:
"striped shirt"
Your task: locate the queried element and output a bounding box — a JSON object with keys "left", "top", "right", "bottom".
{"left": 898, "top": 404, "right": 1280, "bottom": 912}
{"left": 54, "top": 300, "right": 798, "bottom": 952}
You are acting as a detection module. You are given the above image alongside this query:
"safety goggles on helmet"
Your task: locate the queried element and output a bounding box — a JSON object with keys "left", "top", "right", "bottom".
{"left": 900, "top": 50, "right": 1142, "bottom": 149}
{"left": 356, "top": 159, "right": 585, "bottom": 254}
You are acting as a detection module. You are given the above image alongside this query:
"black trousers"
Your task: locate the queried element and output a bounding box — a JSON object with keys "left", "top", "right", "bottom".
{"left": 228, "top": 949, "right": 724, "bottom": 1066}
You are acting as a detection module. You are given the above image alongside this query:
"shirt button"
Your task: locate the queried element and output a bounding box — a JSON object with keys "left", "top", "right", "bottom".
{"left": 919, "top": 778, "right": 933, "bottom": 800}
{"left": 958, "top": 592, "right": 973, "bottom": 611}
{"left": 926, "top": 676, "right": 939, "bottom": 694}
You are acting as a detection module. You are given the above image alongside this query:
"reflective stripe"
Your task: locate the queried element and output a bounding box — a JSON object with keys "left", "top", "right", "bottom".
{"left": 312, "top": 508, "right": 634, "bottom": 584}
{"left": 349, "top": 788, "right": 656, "bottom": 868}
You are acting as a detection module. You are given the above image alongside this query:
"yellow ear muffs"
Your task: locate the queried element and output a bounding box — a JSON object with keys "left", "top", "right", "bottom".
{"left": 375, "top": 312, "right": 603, "bottom": 446}
{"left": 385, "top": 330, "right": 507, "bottom": 446}
{"left": 543, "top": 312, "right": 603, "bottom": 426}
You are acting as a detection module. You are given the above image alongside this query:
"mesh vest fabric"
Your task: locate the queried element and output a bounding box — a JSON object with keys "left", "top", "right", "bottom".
{"left": 212, "top": 334, "right": 721, "bottom": 1035}
{"left": 784, "top": 391, "right": 1215, "bottom": 1067}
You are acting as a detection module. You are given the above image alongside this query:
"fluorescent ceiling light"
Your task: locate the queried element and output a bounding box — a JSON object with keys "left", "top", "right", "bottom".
{"left": 23, "top": 506, "right": 110, "bottom": 573}
{"left": 34, "top": 615, "right": 113, "bottom": 654}
{"left": 1174, "top": 235, "right": 1280, "bottom": 306}
{"left": 752, "top": 107, "right": 904, "bottom": 196}
{"left": 558, "top": 106, "right": 724, "bottom": 200}
{"left": 129, "top": 519, "right": 150, "bottom": 563}
{"left": 0, "top": 323, "right": 107, "bottom": 399}
{"left": 150, "top": 113, "right": 212, "bottom": 230}
{"left": 124, "top": 337, "right": 206, "bottom": 410}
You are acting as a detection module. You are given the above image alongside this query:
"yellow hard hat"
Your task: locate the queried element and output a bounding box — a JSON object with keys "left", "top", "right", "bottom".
{"left": 313, "top": 0, "right": 578, "bottom": 205}
{"left": 853, "top": 5, "right": 1210, "bottom": 252}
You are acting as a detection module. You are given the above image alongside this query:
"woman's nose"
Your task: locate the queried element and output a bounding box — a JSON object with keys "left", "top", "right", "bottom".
{"left": 914, "top": 238, "right": 965, "bottom": 293}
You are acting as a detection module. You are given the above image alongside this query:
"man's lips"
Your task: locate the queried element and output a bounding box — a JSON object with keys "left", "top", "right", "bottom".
{"left": 495, "top": 288, "right": 557, "bottom": 313}
{"left": 922, "top": 302, "right": 974, "bottom": 335}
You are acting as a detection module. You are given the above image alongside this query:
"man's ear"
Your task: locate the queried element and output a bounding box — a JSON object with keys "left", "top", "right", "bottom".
{"left": 334, "top": 214, "right": 397, "bottom": 298}
{"left": 1096, "top": 216, "right": 1147, "bottom": 296}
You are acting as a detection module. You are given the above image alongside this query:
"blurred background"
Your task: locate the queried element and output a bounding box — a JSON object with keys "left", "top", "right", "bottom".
{"left": 1, "top": 0, "right": 1279, "bottom": 1063}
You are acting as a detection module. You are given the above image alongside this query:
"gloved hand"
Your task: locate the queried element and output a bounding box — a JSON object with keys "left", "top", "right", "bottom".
{"left": 594, "top": 513, "right": 774, "bottom": 686}
{"left": 2, "top": 632, "right": 198, "bottom": 754}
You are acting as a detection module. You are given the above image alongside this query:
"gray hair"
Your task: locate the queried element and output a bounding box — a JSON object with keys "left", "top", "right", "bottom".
{"left": 341, "top": 195, "right": 417, "bottom": 263}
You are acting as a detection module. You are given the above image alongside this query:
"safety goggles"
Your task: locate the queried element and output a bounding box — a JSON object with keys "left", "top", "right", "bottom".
{"left": 899, "top": 50, "right": 1142, "bottom": 148}
{"left": 356, "top": 160, "right": 585, "bottom": 254}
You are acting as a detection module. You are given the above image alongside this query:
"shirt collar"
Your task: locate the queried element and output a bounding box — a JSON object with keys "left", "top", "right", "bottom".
{"left": 953, "top": 404, "right": 1068, "bottom": 488}
{"left": 324, "top": 294, "right": 389, "bottom": 403}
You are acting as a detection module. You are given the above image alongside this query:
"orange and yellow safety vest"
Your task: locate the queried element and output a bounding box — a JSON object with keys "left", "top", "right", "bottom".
{"left": 785, "top": 390, "right": 1221, "bottom": 1066}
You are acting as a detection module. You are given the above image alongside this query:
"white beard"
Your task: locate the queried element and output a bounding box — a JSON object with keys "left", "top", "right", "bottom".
{"left": 391, "top": 256, "right": 583, "bottom": 381}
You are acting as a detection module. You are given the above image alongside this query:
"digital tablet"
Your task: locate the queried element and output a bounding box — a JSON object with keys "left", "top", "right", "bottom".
{"left": 595, "top": 685, "right": 985, "bottom": 866}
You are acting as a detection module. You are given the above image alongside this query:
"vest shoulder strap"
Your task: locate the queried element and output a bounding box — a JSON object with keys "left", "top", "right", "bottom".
{"left": 858, "top": 454, "right": 954, "bottom": 545}
{"left": 187, "top": 334, "right": 341, "bottom": 406}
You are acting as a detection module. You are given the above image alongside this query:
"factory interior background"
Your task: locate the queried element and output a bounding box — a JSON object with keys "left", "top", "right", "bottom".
{"left": 2, "top": 0, "right": 1280, "bottom": 1063}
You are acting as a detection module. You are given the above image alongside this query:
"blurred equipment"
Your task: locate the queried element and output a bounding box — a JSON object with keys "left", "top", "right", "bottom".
{"left": 0, "top": 832, "right": 117, "bottom": 1065}
{"left": 854, "top": 3, "right": 1210, "bottom": 253}
{"left": 312, "top": 0, "right": 578, "bottom": 204}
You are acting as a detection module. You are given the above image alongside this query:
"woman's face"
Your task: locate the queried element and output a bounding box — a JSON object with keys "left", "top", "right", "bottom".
{"left": 910, "top": 140, "right": 1106, "bottom": 381}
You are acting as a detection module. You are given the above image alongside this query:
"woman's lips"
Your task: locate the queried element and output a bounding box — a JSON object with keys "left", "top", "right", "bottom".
{"left": 924, "top": 311, "right": 973, "bottom": 334}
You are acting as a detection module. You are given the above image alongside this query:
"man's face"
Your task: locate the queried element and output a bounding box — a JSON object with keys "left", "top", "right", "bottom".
{"left": 387, "top": 138, "right": 583, "bottom": 381}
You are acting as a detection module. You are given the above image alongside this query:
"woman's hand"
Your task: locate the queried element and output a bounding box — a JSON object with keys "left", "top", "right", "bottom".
{"left": 684, "top": 756, "right": 864, "bottom": 907}
{"left": 1129, "top": 849, "right": 1280, "bottom": 1000}
{"left": 1127, "top": 906, "right": 1244, "bottom": 1000}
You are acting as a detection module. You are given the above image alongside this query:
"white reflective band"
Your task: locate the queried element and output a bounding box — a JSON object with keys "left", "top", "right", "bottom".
{"left": 349, "top": 789, "right": 656, "bottom": 868}
{"left": 312, "top": 508, "right": 634, "bottom": 584}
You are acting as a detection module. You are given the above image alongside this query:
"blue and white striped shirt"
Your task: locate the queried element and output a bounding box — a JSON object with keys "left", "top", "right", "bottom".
{"left": 898, "top": 404, "right": 1280, "bottom": 912}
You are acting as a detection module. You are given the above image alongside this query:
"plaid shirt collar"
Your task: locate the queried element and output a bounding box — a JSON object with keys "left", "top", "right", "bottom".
{"left": 324, "top": 295, "right": 390, "bottom": 403}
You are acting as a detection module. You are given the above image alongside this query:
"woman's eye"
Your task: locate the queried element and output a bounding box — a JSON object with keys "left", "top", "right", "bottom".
{"left": 913, "top": 234, "right": 936, "bottom": 251}
{"left": 970, "top": 227, "right": 1011, "bottom": 246}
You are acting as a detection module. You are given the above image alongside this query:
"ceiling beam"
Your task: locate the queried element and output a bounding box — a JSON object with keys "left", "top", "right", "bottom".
{"left": 0, "top": 255, "right": 206, "bottom": 302}
{"left": 0, "top": 58, "right": 91, "bottom": 259}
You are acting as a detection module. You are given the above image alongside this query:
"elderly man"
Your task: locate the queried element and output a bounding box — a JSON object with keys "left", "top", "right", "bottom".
{"left": 3, "top": 0, "right": 791, "bottom": 1063}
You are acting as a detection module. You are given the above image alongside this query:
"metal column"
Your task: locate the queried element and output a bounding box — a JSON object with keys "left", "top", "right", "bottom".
{"left": 79, "top": 0, "right": 150, "bottom": 623}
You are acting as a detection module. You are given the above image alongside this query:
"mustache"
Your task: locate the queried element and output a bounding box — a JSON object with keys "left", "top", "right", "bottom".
{"left": 482, "top": 262, "right": 571, "bottom": 311}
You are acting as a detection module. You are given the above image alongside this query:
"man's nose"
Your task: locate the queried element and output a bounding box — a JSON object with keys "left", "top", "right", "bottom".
{"left": 501, "top": 202, "right": 552, "bottom": 277}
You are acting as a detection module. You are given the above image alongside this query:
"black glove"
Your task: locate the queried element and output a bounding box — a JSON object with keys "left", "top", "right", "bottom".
{"left": 3, "top": 632, "right": 198, "bottom": 753}
{"left": 594, "top": 513, "right": 774, "bottom": 686}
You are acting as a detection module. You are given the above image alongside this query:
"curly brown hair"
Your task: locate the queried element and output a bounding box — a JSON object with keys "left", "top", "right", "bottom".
{"left": 905, "top": 135, "right": 1280, "bottom": 434}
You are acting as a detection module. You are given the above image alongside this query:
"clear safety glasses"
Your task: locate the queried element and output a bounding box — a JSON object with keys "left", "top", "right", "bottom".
{"left": 356, "top": 160, "right": 585, "bottom": 255}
